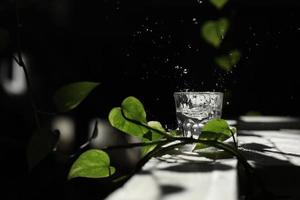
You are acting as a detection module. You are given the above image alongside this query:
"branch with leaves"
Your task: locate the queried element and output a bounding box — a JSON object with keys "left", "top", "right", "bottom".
{"left": 26, "top": 81, "right": 252, "bottom": 181}
{"left": 27, "top": 82, "right": 250, "bottom": 181}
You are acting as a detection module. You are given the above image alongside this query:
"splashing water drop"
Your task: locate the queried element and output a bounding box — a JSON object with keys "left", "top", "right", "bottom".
{"left": 192, "top": 18, "right": 198, "bottom": 25}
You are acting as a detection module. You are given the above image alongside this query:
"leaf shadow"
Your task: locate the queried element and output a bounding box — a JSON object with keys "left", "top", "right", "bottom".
{"left": 160, "top": 185, "right": 185, "bottom": 196}
{"left": 158, "top": 162, "right": 233, "bottom": 173}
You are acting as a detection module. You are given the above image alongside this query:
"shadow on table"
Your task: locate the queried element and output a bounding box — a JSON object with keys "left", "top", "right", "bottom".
{"left": 158, "top": 162, "right": 234, "bottom": 173}
{"left": 238, "top": 138, "right": 300, "bottom": 200}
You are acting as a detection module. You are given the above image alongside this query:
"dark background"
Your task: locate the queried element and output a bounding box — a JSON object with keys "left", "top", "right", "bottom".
{"left": 0, "top": 0, "right": 300, "bottom": 199}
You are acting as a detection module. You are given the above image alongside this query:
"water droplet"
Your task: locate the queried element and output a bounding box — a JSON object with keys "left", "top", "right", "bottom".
{"left": 165, "top": 58, "right": 170, "bottom": 63}
{"left": 192, "top": 18, "right": 198, "bottom": 24}
{"left": 187, "top": 44, "right": 192, "bottom": 49}
{"left": 183, "top": 68, "right": 188, "bottom": 74}
{"left": 226, "top": 101, "right": 230, "bottom": 105}
{"left": 197, "top": 0, "right": 203, "bottom": 4}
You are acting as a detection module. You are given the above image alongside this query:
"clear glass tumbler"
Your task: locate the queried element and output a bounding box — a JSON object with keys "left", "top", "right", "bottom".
{"left": 174, "top": 91, "right": 224, "bottom": 152}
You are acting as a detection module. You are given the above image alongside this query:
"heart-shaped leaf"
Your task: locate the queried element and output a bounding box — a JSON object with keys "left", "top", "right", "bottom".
{"left": 209, "top": 0, "right": 229, "bottom": 10}
{"left": 27, "top": 128, "right": 59, "bottom": 170}
{"left": 68, "top": 149, "right": 115, "bottom": 180}
{"left": 201, "top": 18, "right": 229, "bottom": 48}
{"left": 194, "top": 119, "right": 233, "bottom": 150}
{"left": 142, "top": 121, "right": 165, "bottom": 155}
{"left": 54, "top": 81, "right": 100, "bottom": 112}
{"left": 109, "top": 96, "right": 149, "bottom": 138}
{"left": 121, "top": 96, "right": 147, "bottom": 123}
{"left": 109, "top": 107, "right": 149, "bottom": 138}
{"left": 215, "top": 49, "right": 241, "bottom": 71}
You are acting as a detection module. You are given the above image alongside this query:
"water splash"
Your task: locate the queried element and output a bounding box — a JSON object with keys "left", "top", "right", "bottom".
{"left": 192, "top": 18, "right": 198, "bottom": 25}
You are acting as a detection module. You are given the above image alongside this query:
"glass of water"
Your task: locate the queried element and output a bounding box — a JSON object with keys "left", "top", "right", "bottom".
{"left": 173, "top": 91, "right": 224, "bottom": 152}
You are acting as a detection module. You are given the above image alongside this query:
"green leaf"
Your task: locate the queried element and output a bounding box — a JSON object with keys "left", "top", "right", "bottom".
{"left": 121, "top": 96, "right": 147, "bottom": 123}
{"left": 108, "top": 96, "right": 149, "bottom": 138}
{"left": 194, "top": 119, "right": 232, "bottom": 150}
{"left": 215, "top": 49, "right": 241, "bottom": 71}
{"left": 201, "top": 18, "right": 229, "bottom": 48}
{"left": 209, "top": 0, "right": 229, "bottom": 10}
{"left": 109, "top": 107, "right": 149, "bottom": 138}
{"left": 142, "top": 121, "right": 165, "bottom": 155}
{"left": 27, "top": 128, "right": 59, "bottom": 170}
{"left": 54, "top": 81, "right": 100, "bottom": 112}
{"left": 68, "top": 149, "right": 115, "bottom": 180}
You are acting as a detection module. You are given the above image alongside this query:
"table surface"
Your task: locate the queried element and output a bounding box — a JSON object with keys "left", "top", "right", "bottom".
{"left": 105, "top": 117, "right": 300, "bottom": 200}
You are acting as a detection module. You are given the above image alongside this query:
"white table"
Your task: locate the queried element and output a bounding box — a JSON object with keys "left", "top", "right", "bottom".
{"left": 106, "top": 153, "right": 238, "bottom": 200}
{"left": 106, "top": 117, "right": 300, "bottom": 200}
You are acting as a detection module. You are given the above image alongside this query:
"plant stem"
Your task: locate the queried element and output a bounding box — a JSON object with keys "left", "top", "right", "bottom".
{"left": 101, "top": 139, "right": 170, "bottom": 150}
{"left": 121, "top": 110, "right": 172, "bottom": 139}
{"left": 230, "top": 129, "right": 238, "bottom": 148}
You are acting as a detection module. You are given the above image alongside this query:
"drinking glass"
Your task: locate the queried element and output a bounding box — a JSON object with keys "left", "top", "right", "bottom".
{"left": 174, "top": 92, "right": 224, "bottom": 152}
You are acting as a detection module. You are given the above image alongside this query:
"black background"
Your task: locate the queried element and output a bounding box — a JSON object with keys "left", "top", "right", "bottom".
{"left": 0, "top": 0, "right": 300, "bottom": 199}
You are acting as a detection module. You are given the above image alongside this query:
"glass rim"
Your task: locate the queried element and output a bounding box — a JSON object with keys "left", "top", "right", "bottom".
{"left": 173, "top": 91, "right": 223, "bottom": 96}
